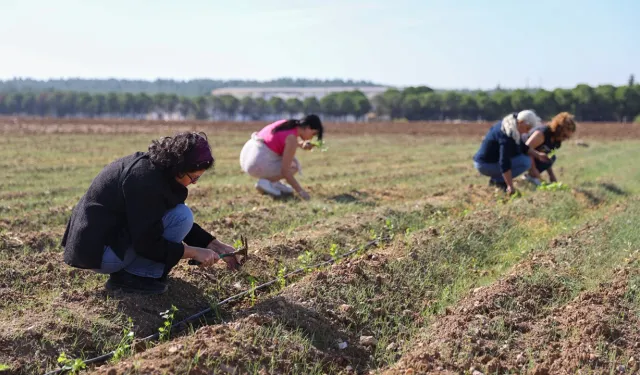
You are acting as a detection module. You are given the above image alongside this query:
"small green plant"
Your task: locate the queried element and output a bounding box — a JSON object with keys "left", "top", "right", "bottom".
{"left": 309, "top": 139, "right": 328, "bottom": 152}
{"left": 277, "top": 266, "right": 287, "bottom": 289}
{"left": 385, "top": 218, "right": 396, "bottom": 240}
{"left": 369, "top": 228, "right": 378, "bottom": 240}
{"left": 233, "top": 238, "right": 243, "bottom": 249}
{"left": 509, "top": 190, "right": 523, "bottom": 201}
{"left": 329, "top": 243, "right": 340, "bottom": 260}
{"left": 111, "top": 317, "right": 135, "bottom": 363}
{"left": 0, "top": 364, "right": 11, "bottom": 372}
{"left": 248, "top": 276, "right": 258, "bottom": 306}
{"left": 297, "top": 250, "right": 314, "bottom": 272}
{"left": 158, "top": 305, "right": 178, "bottom": 342}
{"left": 537, "top": 181, "right": 570, "bottom": 192}
{"left": 57, "top": 352, "right": 86, "bottom": 374}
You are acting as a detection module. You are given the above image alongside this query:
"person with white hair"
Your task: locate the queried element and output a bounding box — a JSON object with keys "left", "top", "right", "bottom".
{"left": 473, "top": 110, "right": 551, "bottom": 195}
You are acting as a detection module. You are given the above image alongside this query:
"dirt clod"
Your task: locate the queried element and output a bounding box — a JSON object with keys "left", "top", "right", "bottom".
{"left": 360, "top": 336, "right": 378, "bottom": 347}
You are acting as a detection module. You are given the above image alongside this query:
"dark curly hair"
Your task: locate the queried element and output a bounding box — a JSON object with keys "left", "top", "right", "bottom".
{"left": 148, "top": 131, "right": 214, "bottom": 176}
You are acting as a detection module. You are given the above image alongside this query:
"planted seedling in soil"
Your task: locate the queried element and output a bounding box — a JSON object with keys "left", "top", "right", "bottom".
{"left": 111, "top": 317, "right": 135, "bottom": 363}
{"left": 537, "top": 181, "right": 570, "bottom": 192}
{"left": 309, "top": 139, "right": 328, "bottom": 152}
{"left": 158, "top": 305, "right": 179, "bottom": 342}
{"left": 56, "top": 352, "right": 86, "bottom": 374}
{"left": 277, "top": 266, "right": 287, "bottom": 289}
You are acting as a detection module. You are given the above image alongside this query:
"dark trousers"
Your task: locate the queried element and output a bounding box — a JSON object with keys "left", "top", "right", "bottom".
{"left": 535, "top": 155, "right": 556, "bottom": 173}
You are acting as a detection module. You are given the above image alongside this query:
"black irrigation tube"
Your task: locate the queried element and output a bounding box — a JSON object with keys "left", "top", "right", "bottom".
{"left": 44, "top": 238, "right": 380, "bottom": 375}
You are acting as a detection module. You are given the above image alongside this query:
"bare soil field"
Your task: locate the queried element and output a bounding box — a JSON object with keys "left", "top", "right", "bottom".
{"left": 1, "top": 121, "right": 640, "bottom": 374}
{"left": 1, "top": 116, "right": 639, "bottom": 139}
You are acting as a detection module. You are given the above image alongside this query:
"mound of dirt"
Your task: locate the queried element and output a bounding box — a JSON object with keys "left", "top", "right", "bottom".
{"left": 385, "top": 263, "right": 640, "bottom": 375}
{"left": 90, "top": 315, "right": 340, "bottom": 375}
{"left": 88, "top": 250, "right": 395, "bottom": 375}
{"left": 2, "top": 116, "right": 639, "bottom": 139}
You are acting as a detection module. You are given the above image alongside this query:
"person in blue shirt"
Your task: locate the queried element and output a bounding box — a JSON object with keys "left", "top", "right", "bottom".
{"left": 521, "top": 112, "right": 577, "bottom": 186}
{"left": 473, "top": 110, "right": 551, "bottom": 195}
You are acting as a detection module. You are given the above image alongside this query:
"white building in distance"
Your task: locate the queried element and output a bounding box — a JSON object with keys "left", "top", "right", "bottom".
{"left": 210, "top": 86, "right": 391, "bottom": 100}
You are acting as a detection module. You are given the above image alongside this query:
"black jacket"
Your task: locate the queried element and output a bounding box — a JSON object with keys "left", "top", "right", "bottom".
{"left": 473, "top": 120, "right": 529, "bottom": 173}
{"left": 61, "top": 152, "right": 214, "bottom": 271}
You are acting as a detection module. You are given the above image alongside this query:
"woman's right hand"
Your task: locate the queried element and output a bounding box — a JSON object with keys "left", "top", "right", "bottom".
{"left": 535, "top": 151, "right": 550, "bottom": 162}
{"left": 297, "top": 189, "right": 311, "bottom": 200}
{"left": 301, "top": 141, "right": 313, "bottom": 150}
{"left": 193, "top": 248, "right": 220, "bottom": 267}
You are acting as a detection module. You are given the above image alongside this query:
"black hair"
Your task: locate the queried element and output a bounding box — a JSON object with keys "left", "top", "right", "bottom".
{"left": 148, "top": 131, "right": 214, "bottom": 176}
{"left": 272, "top": 114, "right": 323, "bottom": 140}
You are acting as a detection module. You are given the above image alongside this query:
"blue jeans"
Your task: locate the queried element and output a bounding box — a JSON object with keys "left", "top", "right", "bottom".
{"left": 95, "top": 204, "right": 194, "bottom": 278}
{"left": 474, "top": 154, "right": 531, "bottom": 183}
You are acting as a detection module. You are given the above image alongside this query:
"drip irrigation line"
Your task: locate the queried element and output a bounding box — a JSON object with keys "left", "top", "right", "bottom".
{"left": 44, "top": 238, "right": 380, "bottom": 375}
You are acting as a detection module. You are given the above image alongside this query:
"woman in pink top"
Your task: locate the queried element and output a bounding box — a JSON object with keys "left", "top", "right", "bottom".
{"left": 240, "top": 114, "right": 324, "bottom": 200}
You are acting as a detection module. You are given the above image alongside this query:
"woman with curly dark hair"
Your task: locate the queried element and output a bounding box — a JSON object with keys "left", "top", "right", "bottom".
{"left": 61, "top": 131, "right": 239, "bottom": 295}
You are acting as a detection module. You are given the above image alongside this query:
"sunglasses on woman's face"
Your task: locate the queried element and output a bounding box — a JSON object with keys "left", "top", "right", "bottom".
{"left": 186, "top": 172, "right": 201, "bottom": 184}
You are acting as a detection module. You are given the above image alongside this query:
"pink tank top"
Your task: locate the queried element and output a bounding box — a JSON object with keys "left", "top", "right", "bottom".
{"left": 257, "top": 120, "right": 298, "bottom": 155}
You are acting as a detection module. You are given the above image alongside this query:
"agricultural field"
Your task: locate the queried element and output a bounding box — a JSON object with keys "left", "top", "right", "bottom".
{"left": 1, "top": 118, "right": 640, "bottom": 375}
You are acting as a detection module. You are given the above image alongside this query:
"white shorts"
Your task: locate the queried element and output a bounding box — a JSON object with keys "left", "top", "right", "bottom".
{"left": 239, "top": 133, "right": 301, "bottom": 179}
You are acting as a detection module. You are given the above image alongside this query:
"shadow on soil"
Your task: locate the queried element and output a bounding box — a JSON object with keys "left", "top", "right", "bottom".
{"left": 239, "top": 296, "right": 370, "bottom": 368}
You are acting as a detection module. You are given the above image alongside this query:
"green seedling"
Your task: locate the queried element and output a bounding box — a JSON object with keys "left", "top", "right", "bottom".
{"left": 385, "top": 218, "right": 396, "bottom": 240}
{"left": 277, "top": 266, "right": 287, "bottom": 289}
{"left": 57, "top": 352, "right": 86, "bottom": 374}
{"left": 297, "top": 251, "right": 314, "bottom": 272}
{"left": 233, "top": 238, "right": 243, "bottom": 249}
{"left": 158, "top": 305, "right": 178, "bottom": 341}
{"left": 111, "top": 317, "right": 135, "bottom": 363}
{"left": 247, "top": 276, "right": 258, "bottom": 306}
{"left": 369, "top": 228, "right": 378, "bottom": 240}
{"left": 309, "top": 139, "right": 328, "bottom": 152}
{"left": 509, "top": 190, "right": 523, "bottom": 200}
{"left": 329, "top": 243, "right": 340, "bottom": 260}
{"left": 537, "top": 181, "right": 570, "bottom": 192}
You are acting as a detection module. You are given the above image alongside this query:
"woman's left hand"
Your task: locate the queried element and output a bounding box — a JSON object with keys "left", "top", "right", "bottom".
{"left": 207, "top": 240, "right": 240, "bottom": 270}
{"left": 536, "top": 152, "right": 550, "bottom": 162}
{"left": 301, "top": 141, "right": 313, "bottom": 150}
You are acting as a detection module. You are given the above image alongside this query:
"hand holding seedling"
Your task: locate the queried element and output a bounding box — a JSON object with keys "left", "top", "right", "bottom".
{"left": 535, "top": 151, "right": 550, "bottom": 162}
{"left": 207, "top": 239, "right": 241, "bottom": 270}
{"left": 309, "top": 139, "right": 328, "bottom": 152}
{"left": 300, "top": 141, "right": 314, "bottom": 150}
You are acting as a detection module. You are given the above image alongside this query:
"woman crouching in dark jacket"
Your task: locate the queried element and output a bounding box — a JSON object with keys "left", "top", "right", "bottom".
{"left": 61, "top": 132, "right": 239, "bottom": 295}
{"left": 473, "top": 110, "right": 551, "bottom": 195}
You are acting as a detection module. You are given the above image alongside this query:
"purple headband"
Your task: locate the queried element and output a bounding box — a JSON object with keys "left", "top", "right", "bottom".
{"left": 184, "top": 137, "right": 213, "bottom": 168}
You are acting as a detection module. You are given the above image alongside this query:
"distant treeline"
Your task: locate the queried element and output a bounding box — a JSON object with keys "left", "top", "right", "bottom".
{"left": 1, "top": 83, "right": 639, "bottom": 122}
{"left": 0, "top": 78, "right": 382, "bottom": 96}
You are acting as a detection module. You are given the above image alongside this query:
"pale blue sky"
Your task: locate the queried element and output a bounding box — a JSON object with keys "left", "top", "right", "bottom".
{"left": 1, "top": 0, "right": 638, "bottom": 89}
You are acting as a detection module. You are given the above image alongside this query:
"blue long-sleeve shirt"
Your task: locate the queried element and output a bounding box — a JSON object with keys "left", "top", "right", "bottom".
{"left": 473, "top": 121, "right": 529, "bottom": 173}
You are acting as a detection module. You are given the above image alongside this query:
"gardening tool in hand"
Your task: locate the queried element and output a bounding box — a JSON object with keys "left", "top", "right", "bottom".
{"left": 188, "top": 235, "right": 249, "bottom": 268}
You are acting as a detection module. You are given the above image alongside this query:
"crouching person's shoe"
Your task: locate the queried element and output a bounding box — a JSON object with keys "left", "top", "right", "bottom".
{"left": 106, "top": 270, "right": 168, "bottom": 295}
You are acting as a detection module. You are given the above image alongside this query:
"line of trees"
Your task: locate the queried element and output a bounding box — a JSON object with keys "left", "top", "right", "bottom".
{"left": 1, "top": 82, "right": 639, "bottom": 122}
{"left": 373, "top": 81, "right": 640, "bottom": 122}
{"left": 0, "top": 90, "right": 373, "bottom": 121}
{"left": 0, "top": 78, "right": 381, "bottom": 96}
